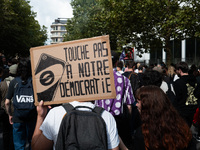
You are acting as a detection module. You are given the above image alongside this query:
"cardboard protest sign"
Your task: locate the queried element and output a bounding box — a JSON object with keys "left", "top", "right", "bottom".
{"left": 30, "top": 35, "right": 116, "bottom": 106}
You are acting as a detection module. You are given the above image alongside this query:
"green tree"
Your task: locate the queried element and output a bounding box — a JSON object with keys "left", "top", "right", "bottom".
{"left": 0, "top": 0, "right": 47, "bottom": 57}
{"left": 64, "top": 0, "right": 134, "bottom": 51}
{"left": 64, "top": 0, "right": 101, "bottom": 40}
{"left": 131, "top": 0, "right": 200, "bottom": 66}
{"left": 64, "top": 0, "right": 200, "bottom": 66}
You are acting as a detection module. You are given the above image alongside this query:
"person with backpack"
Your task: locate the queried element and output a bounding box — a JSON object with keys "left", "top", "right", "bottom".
{"left": 5, "top": 58, "right": 37, "bottom": 150}
{"left": 31, "top": 100, "right": 120, "bottom": 150}
{"left": 122, "top": 61, "right": 141, "bottom": 95}
{"left": 173, "top": 61, "right": 200, "bottom": 128}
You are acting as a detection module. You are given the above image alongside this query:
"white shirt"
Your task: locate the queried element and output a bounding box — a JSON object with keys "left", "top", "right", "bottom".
{"left": 40, "top": 101, "right": 119, "bottom": 150}
{"left": 173, "top": 74, "right": 179, "bottom": 82}
{"left": 117, "top": 70, "right": 124, "bottom": 74}
{"left": 160, "top": 81, "right": 168, "bottom": 93}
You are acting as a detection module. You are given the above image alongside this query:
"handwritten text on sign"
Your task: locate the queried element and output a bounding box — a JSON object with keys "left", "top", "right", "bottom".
{"left": 30, "top": 35, "right": 116, "bottom": 105}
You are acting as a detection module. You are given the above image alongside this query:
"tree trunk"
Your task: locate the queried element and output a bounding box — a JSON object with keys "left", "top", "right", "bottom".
{"left": 165, "top": 36, "right": 172, "bottom": 67}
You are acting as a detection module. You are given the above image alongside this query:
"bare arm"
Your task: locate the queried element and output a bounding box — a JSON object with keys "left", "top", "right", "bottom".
{"left": 5, "top": 99, "right": 13, "bottom": 124}
{"left": 5, "top": 99, "right": 10, "bottom": 114}
{"left": 118, "top": 136, "right": 128, "bottom": 150}
{"left": 31, "top": 101, "right": 53, "bottom": 150}
{"left": 109, "top": 145, "right": 119, "bottom": 150}
{"left": 127, "top": 104, "right": 132, "bottom": 114}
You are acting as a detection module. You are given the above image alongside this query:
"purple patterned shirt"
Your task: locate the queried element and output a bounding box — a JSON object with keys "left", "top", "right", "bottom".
{"left": 95, "top": 70, "right": 135, "bottom": 116}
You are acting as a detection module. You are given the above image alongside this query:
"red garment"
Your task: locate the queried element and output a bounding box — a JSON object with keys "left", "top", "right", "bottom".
{"left": 193, "top": 108, "right": 200, "bottom": 126}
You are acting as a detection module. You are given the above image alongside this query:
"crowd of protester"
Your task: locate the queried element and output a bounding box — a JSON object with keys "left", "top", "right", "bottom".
{"left": 0, "top": 51, "right": 200, "bottom": 150}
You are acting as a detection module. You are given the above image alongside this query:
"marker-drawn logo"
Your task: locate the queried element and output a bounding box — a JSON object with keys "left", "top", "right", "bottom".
{"left": 35, "top": 53, "right": 66, "bottom": 102}
{"left": 40, "top": 71, "right": 54, "bottom": 86}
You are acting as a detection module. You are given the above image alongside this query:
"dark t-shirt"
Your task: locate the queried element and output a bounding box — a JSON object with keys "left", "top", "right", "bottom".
{"left": 173, "top": 75, "right": 200, "bottom": 123}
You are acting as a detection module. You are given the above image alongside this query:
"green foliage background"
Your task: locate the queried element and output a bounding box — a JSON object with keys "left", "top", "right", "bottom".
{"left": 0, "top": 0, "right": 47, "bottom": 57}
{"left": 64, "top": 0, "right": 200, "bottom": 66}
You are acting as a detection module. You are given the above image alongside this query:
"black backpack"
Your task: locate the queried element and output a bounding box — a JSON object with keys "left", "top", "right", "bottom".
{"left": 13, "top": 77, "right": 35, "bottom": 119}
{"left": 128, "top": 72, "right": 141, "bottom": 95}
{"left": 55, "top": 103, "right": 108, "bottom": 150}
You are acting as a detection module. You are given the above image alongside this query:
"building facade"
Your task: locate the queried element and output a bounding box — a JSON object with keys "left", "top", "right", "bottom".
{"left": 134, "top": 38, "right": 200, "bottom": 67}
{"left": 50, "top": 18, "right": 68, "bottom": 44}
{"left": 150, "top": 38, "right": 200, "bottom": 66}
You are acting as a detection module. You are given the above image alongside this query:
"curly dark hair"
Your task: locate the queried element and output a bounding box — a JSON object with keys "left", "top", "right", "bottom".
{"left": 136, "top": 86, "right": 192, "bottom": 150}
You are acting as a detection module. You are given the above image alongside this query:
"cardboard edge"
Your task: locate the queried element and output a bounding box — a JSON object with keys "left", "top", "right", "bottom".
{"left": 30, "top": 35, "right": 109, "bottom": 51}
{"left": 36, "top": 94, "right": 115, "bottom": 106}
{"left": 30, "top": 48, "right": 39, "bottom": 106}
{"left": 101, "top": 35, "right": 116, "bottom": 99}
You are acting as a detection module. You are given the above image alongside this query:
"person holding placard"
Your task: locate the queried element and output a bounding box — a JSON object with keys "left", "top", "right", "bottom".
{"left": 31, "top": 100, "right": 120, "bottom": 150}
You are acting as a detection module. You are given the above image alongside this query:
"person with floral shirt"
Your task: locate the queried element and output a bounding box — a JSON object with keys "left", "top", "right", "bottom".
{"left": 96, "top": 51, "right": 135, "bottom": 149}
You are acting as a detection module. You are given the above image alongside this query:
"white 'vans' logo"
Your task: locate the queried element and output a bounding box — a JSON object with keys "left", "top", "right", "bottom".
{"left": 16, "top": 95, "right": 34, "bottom": 103}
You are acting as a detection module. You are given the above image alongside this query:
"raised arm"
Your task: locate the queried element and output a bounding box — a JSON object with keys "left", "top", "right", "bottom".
{"left": 31, "top": 101, "right": 53, "bottom": 150}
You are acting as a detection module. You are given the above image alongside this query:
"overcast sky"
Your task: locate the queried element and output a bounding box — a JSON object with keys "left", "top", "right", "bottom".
{"left": 29, "top": 0, "right": 73, "bottom": 44}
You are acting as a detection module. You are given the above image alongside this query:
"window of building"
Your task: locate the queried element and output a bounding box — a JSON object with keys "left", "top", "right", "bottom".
{"left": 170, "top": 39, "right": 181, "bottom": 64}
{"left": 61, "top": 26, "right": 66, "bottom": 31}
{"left": 150, "top": 48, "right": 162, "bottom": 64}
{"left": 52, "top": 32, "right": 58, "bottom": 36}
{"left": 52, "top": 38, "right": 58, "bottom": 42}
{"left": 186, "top": 38, "right": 195, "bottom": 64}
{"left": 60, "top": 32, "right": 65, "bottom": 36}
{"left": 150, "top": 41, "right": 162, "bottom": 64}
{"left": 197, "top": 38, "right": 200, "bottom": 66}
{"left": 53, "top": 26, "right": 58, "bottom": 30}
{"left": 174, "top": 39, "right": 181, "bottom": 59}
{"left": 196, "top": 38, "right": 200, "bottom": 58}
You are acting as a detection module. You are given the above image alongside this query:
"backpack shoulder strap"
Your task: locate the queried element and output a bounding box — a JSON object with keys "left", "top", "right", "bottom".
{"left": 93, "top": 106, "right": 105, "bottom": 115}
{"left": 128, "top": 71, "right": 137, "bottom": 80}
{"left": 62, "top": 103, "right": 74, "bottom": 113}
{"left": 14, "top": 77, "right": 21, "bottom": 89}
{"left": 63, "top": 104, "right": 105, "bottom": 116}
{"left": 26, "top": 77, "right": 33, "bottom": 87}
{"left": 27, "top": 77, "right": 32, "bottom": 83}
{"left": 15, "top": 77, "right": 21, "bottom": 83}
{"left": 128, "top": 72, "right": 133, "bottom": 80}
